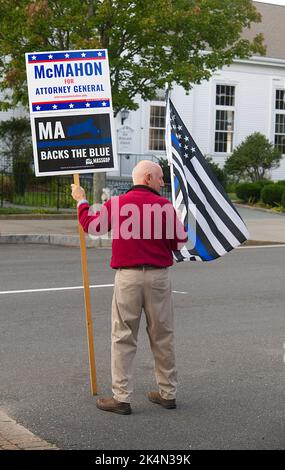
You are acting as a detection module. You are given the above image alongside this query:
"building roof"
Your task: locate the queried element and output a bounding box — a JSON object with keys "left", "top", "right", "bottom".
{"left": 243, "top": 2, "right": 285, "bottom": 60}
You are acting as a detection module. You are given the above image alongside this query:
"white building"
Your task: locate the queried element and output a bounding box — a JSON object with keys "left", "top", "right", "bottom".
{"left": 114, "top": 1, "right": 285, "bottom": 181}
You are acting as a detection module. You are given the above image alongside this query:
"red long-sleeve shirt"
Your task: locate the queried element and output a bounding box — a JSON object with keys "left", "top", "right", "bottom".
{"left": 78, "top": 185, "right": 187, "bottom": 269}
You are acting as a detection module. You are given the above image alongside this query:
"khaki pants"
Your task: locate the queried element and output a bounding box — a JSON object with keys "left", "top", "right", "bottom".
{"left": 111, "top": 267, "right": 177, "bottom": 403}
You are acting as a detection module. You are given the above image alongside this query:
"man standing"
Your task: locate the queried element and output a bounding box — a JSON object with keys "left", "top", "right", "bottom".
{"left": 71, "top": 160, "right": 187, "bottom": 415}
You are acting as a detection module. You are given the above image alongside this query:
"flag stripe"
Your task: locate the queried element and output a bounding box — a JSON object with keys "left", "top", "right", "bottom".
{"left": 173, "top": 161, "right": 221, "bottom": 260}
{"left": 170, "top": 103, "right": 248, "bottom": 237}
{"left": 187, "top": 158, "right": 248, "bottom": 243}
{"left": 191, "top": 157, "right": 249, "bottom": 238}
{"left": 173, "top": 178, "right": 217, "bottom": 261}
{"left": 180, "top": 158, "right": 244, "bottom": 251}
{"left": 166, "top": 99, "right": 249, "bottom": 262}
{"left": 172, "top": 151, "right": 234, "bottom": 255}
{"left": 172, "top": 135, "right": 247, "bottom": 244}
{"left": 173, "top": 176, "right": 201, "bottom": 260}
{"left": 189, "top": 141, "right": 245, "bottom": 222}
{"left": 174, "top": 153, "right": 243, "bottom": 248}
{"left": 173, "top": 154, "right": 227, "bottom": 258}
{"left": 173, "top": 174, "right": 201, "bottom": 259}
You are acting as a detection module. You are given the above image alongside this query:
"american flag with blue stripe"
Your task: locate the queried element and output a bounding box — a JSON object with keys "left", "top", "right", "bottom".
{"left": 166, "top": 99, "right": 249, "bottom": 262}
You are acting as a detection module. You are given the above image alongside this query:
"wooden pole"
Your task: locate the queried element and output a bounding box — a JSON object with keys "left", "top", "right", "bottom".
{"left": 73, "top": 173, "right": 97, "bottom": 395}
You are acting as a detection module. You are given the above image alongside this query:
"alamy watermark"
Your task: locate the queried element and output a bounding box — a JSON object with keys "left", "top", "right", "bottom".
{"left": 84, "top": 197, "right": 196, "bottom": 250}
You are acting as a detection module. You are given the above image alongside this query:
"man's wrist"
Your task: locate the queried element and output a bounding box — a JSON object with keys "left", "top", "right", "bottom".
{"left": 77, "top": 199, "right": 88, "bottom": 207}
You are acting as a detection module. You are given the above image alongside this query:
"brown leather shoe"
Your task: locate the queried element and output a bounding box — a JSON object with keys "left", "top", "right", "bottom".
{"left": 148, "top": 391, "right": 176, "bottom": 409}
{"left": 96, "top": 397, "right": 132, "bottom": 415}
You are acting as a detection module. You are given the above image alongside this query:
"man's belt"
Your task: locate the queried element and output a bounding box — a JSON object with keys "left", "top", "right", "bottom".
{"left": 120, "top": 265, "right": 166, "bottom": 270}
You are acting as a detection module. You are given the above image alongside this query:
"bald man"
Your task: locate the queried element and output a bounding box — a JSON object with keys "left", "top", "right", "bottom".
{"left": 71, "top": 160, "right": 187, "bottom": 415}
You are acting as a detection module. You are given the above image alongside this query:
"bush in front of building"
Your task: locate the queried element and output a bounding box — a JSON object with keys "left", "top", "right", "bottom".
{"left": 0, "top": 117, "right": 33, "bottom": 196}
{"left": 260, "top": 183, "right": 284, "bottom": 207}
{"left": 205, "top": 156, "right": 227, "bottom": 189}
{"left": 158, "top": 158, "right": 171, "bottom": 184}
{"left": 0, "top": 174, "right": 14, "bottom": 202}
{"left": 235, "top": 180, "right": 271, "bottom": 203}
{"left": 13, "top": 159, "right": 33, "bottom": 196}
{"left": 281, "top": 190, "right": 285, "bottom": 209}
{"left": 235, "top": 182, "right": 262, "bottom": 203}
{"left": 224, "top": 133, "right": 282, "bottom": 182}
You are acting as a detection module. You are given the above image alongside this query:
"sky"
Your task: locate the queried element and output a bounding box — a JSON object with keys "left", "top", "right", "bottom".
{"left": 254, "top": 0, "right": 285, "bottom": 5}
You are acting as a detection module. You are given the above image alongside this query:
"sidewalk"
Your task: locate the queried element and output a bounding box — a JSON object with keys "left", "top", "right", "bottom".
{"left": 0, "top": 204, "right": 285, "bottom": 245}
{"left": 0, "top": 216, "right": 110, "bottom": 247}
{"left": 0, "top": 410, "right": 58, "bottom": 450}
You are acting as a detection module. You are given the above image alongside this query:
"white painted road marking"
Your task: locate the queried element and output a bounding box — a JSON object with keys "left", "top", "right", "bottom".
{"left": 0, "top": 284, "right": 114, "bottom": 295}
{"left": 0, "top": 285, "right": 188, "bottom": 295}
{"left": 172, "top": 290, "right": 188, "bottom": 294}
{"left": 238, "top": 244, "right": 285, "bottom": 249}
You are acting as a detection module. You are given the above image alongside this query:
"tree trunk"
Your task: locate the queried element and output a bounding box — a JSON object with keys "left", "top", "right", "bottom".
{"left": 93, "top": 172, "right": 106, "bottom": 203}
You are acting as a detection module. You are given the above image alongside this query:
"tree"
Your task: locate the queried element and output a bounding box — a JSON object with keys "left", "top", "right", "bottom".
{"left": 205, "top": 156, "right": 227, "bottom": 189}
{"left": 224, "top": 132, "right": 282, "bottom": 182}
{"left": 0, "top": 117, "right": 33, "bottom": 194}
{"left": 0, "top": 0, "right": 265, "bottom": 200}
{"left": 158, "top": 157, "right": 171, "bottom": 184}
{"left": 0, "top": 117, "right": 31, "bottom": 158}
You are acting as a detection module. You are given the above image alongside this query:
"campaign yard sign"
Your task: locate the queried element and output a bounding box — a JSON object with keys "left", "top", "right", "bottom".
{"left": 25, "top": 49, "right": 118, "bottom": 176}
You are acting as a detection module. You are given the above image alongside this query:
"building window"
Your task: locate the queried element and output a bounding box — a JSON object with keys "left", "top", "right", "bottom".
{"left": 276, "top": 89, "right": 285, "bottom": 110}
{"left": 215, "top": 85, "right": 235, "bottom": 153}
{"left": 149, "top": 105, "right": 166, "bottom": 151}
{"left": 216, "top": 85, "right": 235, "bottom": 106}
{"left": 275, "top": 90, "right": 285, "bottom": 154}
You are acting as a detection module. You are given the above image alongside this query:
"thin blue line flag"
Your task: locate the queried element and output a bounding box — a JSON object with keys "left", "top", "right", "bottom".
{"left": 165, "top": 99, "right": 249, "bottom": 262}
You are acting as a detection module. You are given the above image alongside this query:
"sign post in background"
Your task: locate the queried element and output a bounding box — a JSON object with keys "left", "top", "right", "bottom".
{"left": 26, "top": 49, "right": 118, "bottom": 395}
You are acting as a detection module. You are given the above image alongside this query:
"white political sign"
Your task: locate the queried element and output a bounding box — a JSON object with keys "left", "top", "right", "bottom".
{"left": 25, "top": 49, "right": 118, "bottom": 176}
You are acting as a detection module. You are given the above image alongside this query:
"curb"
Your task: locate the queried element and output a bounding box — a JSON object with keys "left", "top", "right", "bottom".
{"left": 0, "top": 234, "right": 112, "bottom": 248}
{"left": 234, "top": 202, "right": 285, "bottom": 216}
{"left": 0, "top": 234, "right": 284, "bottom": 247}
{"left": 243, "top": 239, "right": 285, "bottom": 246}
{"left": 0, "top": 409, "right": 59, "bottom": 450}
{"left": 0, "top": 214, "right": 76, "bottom": 220}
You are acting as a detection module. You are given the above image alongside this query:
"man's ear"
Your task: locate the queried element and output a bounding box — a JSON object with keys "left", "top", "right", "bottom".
{"left": 145, "top": 172, "right": 151, "bottom": 184}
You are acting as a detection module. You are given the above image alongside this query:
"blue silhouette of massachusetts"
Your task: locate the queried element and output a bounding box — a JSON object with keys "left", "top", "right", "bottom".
{"left": 37, "top": 117, "right": 112, "bottom": 148}
{"left": 67, "top": 118, "right": 102, "bottom": 138}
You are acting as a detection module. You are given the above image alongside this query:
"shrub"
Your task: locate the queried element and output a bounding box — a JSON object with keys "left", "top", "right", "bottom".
{"left": 205, "top": 156, "right": 227, "bottom": 189}
{"left": 261, "top": 184, "right": 284, "bottom": 206}
{"left": 235, "top": 182, "right": 262, "bottom": 203}
{"left": 57, "top": 182, "right": 74, "bottom": 208}
{"left": 0, "top": 174, "right": 14, "bottom": 202}
{"left": 225, "top": 182, "right": 237, "bottom": 194}
{"left": 224, "top": 132, "right": 282, "bottom": 182}
{"left": 159, "top": 158, "right": 171, "bottom": 184}
{"left": 281, "top": 190, "right": 285, "bottom": 209}
{"left": 13, "top": 160, "right": 33, "bottom": 196}
{"left": 255, "top": 179, "right": 271, "bottom": 187}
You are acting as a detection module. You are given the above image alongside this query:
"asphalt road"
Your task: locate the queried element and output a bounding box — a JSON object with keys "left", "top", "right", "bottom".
{"left": 0, "top": 244, "right": 285, "bottom": 450}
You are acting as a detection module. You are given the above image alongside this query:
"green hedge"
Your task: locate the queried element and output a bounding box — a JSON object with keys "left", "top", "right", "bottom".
{"left": 260, "top": 184, "right": 284, "bottom": 206}
{"left": 235, "top": 182, "right": 263, "bottom": 203}
{"left": 276, "top": 180, "right": 285, "bottom": 187}
{"left": 0, "top": 174, "right": 14, "bottom": 201}
{"left": 281, "top": 190, "right": 285, "bottom": 208}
